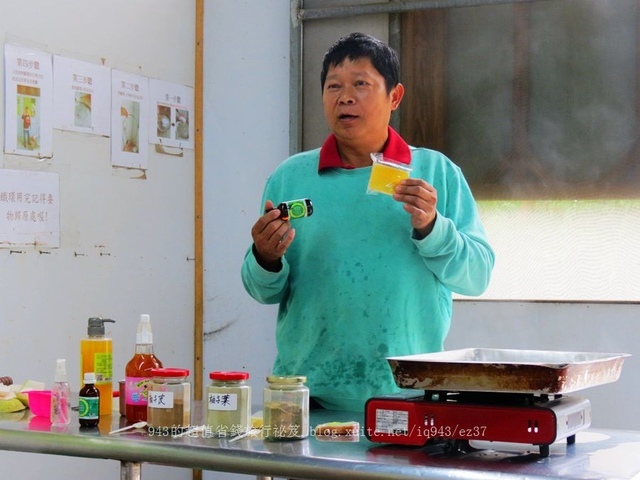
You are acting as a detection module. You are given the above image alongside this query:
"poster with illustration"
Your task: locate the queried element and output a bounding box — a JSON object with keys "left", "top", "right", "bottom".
{"left": 53, "top": 56, "right": 111, "bottom": 135}
{"left": 4, "top": 44, "right": 53, "bottom": 158}
{"left": 111, "top": 69, "right": 149, "bottom": 169}
{"left": 148, "top": 79, "right": 194, "bottom": 149}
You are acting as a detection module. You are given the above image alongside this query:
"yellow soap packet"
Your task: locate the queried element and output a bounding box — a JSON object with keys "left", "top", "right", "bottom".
{"left": 367, "top": 153, "right": 411, "bottom": 195}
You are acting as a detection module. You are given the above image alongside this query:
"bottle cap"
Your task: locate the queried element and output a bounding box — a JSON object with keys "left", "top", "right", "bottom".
{"left": 150, "top": 368, "right": 189, "bottom": 378}
{"left": 87, "top": 317, "right": 116, "bottom": 336}
{"left": 54, "top": 358, "right": 68, "bottom": 382}
{"left": 136, "top": 314, "right": 153, "bottom": 344}
{"left": 266, "top": 375, "right": 307, "bottom": 385}
{"left": 209, "top": 371, "right": 249, "bottom": 381}
{"left": 83, "top": 372, "right": 96, "bottom": 384}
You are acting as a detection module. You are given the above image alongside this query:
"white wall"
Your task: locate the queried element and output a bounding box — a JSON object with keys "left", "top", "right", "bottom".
{"left": 202, "top": 1, "right": 291, "bottom": 478}
{"left": 0, "top": 1, "right": 195, "bottom": 479}
{"left": 202, "top": 0, "right": 288, "bottom": 409}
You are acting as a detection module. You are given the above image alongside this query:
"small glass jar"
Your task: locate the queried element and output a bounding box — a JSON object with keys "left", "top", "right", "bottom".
{"left": 263, "top": 375, "right": 309, "bottom": 441}
{"left": 147, "top": 368, "right": 191, "bottom": 431}
{"left": 206, "top": 371, "right": 251, "bottom": 437}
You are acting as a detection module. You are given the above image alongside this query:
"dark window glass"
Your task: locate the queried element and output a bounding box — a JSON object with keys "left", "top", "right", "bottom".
{"left": 400, "top": 0, "right": 639, "bottom": 200}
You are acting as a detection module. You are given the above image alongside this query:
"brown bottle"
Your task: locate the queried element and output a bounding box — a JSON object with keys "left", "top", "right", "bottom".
{"left": 79, "top": 372, "right": 100, "bottom": 428}
{"left": 124, "top": 314, "right": 163, "bottom": 423}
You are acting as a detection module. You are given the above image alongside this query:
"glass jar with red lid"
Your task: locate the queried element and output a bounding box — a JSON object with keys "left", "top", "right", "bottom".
{"left": 205, "top": 371, "right": 251, "bottom": 437}
{"left": 147, "top": 368, "right": 191, "bottom": 431}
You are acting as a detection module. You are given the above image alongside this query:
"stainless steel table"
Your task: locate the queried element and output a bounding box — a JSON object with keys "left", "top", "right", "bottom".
{"left": 1, "top": 402, "right": 639, "bottom": 480}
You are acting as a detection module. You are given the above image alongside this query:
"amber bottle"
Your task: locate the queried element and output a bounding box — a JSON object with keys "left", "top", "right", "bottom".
{"left": 79, "top": 372, "right": 100, "bottom": 428}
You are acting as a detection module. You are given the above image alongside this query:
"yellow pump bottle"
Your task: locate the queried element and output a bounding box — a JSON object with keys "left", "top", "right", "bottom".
{"left": 80, "top": 317, "right": 115, "bottom": 416}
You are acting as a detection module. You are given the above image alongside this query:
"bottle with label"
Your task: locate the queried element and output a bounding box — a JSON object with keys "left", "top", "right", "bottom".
{"left": 80, "top": 317, "right": 115, "bottom": 416}
{"left": 79, "top": 372, "right": 100, "bottom": 428}
{"left": 125, "top": 314, "right": 163, "bottom": 423}
{"left": 51, "top": 358, "right": 71, "bottom": 427}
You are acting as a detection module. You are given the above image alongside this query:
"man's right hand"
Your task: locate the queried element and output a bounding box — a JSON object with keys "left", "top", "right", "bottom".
{"left": 250, "top": 200, "right": 296, "bottom": 272}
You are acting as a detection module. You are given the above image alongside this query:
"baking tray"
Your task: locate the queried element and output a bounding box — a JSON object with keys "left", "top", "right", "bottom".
{"left": 387, "top": 348, "right": 630, "bottom": 394}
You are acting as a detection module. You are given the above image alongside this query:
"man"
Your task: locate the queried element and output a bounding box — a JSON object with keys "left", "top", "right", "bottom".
{"left": 21, "top": 106, "right": 32, "bottom": 148}
{"left": 242, "top": 32, "right": 494, "bottom": 412}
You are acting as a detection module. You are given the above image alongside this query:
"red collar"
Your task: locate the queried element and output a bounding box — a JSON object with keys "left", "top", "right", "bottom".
{"left": 318, "top": 127, "right": 411, "bottom": 171}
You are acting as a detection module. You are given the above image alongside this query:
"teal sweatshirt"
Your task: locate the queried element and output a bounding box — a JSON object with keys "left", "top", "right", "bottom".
{"left": 241, "top": 146, "right": 494, "bottom": 412}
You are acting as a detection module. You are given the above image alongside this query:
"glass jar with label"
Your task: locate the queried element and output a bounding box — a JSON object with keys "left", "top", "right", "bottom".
{"left": 263, "top": 375, "right": 309, "bottom": 441}
{"left": 206, "top": 371, "right": 251, "bottom": 437}
{"left": 147, "top": 368, "right": 191, "bottom": 432}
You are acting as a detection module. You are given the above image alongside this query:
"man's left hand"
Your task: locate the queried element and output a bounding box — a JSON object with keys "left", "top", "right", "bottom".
{"left": 393, "top": 178, "right": 437, "bottom": 239}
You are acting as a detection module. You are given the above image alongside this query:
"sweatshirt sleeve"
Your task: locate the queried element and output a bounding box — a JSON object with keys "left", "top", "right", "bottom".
{"left": 411, "top": 160, "right": 495, "bottom": 296}
{"left": 241, "top": 245, "right": 290, "bottom": 304}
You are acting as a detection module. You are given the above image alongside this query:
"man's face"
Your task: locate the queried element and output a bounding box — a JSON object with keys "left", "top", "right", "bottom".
{"left": 322, "top": 57, "right": 402, "bottom": 151}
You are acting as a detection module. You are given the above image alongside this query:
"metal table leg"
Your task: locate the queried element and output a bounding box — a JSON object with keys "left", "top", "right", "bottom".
{"left": 120, "top": 461, "right": 142, "bottom": 480}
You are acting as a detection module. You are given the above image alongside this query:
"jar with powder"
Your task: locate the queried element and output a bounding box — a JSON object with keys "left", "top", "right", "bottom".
{"left": 206, "top": 371, "right": 251, "bottom": 437}
{"left": 146, "top": 368, "right": 191, "bottom": 432}
{"left": 263, "top": 375, "right": 309, "bottom": 441}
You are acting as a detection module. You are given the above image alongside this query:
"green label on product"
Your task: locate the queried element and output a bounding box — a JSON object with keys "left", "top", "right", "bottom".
{"left": 288, "top": 201, "right": 306, "bottom": 219}
{"left": 79, "top": 396, "right": 99, "bottom": 420}
{"left": 93, "top": 353, "right": 112, "bottom": 384}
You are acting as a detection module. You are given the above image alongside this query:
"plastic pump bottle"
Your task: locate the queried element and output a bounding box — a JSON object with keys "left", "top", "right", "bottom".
{"left": 51, "top": 358, "right": 71, "bottom": 427}
{"left": 80, "top": 317, "right": 115, "bottom": 416}
{"left": 125, "top": 314, "right": 163, "bottom": 423}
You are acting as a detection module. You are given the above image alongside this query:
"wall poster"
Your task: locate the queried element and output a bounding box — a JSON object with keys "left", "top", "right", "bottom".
{"left": 111, "top": 69, "right": 149, "bottom": 169}
{"left": 3, "top": 44, "right": 54, "bottom": 158}
{"left": 53, "top": 55, "right": 111, "bottom": 136}
{"left": 149, "top": 79, "right": 194, "bottom": 150}
{"left": 0, "top": 169, "right": 59, "bottom": 248}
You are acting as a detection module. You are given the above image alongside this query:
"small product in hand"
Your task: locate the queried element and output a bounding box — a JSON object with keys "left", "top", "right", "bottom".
{"left": 367, "top": 153, "right": 411, "bottom": 195}
{"left": 276, "top": 198, "right": 313, "bottom": 221}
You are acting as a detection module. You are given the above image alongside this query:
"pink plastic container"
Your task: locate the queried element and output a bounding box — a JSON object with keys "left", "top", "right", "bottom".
{"left": 27, "top": 390, "right": 52, "bottom": 417}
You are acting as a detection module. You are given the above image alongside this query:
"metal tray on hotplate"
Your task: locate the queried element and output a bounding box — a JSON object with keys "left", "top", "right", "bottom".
{"left": 387, "top": 348, "right": 630, "bottom": 395}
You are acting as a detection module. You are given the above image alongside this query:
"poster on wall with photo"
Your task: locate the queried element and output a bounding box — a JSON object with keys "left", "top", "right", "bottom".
{"left": 3, "top": 44, "right": 54, "bottom": 159}
{"left": 53, "top": 56, "right": 111, "bottom": 136}
{"left": 110, "top": 69, "right": 149, "bottom": 169}
{"left": 148, "top": 79, "right": 194, "bottom": 150}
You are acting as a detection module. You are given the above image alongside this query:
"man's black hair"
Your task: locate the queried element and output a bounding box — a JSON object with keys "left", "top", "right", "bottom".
{"left": 321, "top": 32, "right": 400, "bottom": 94}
